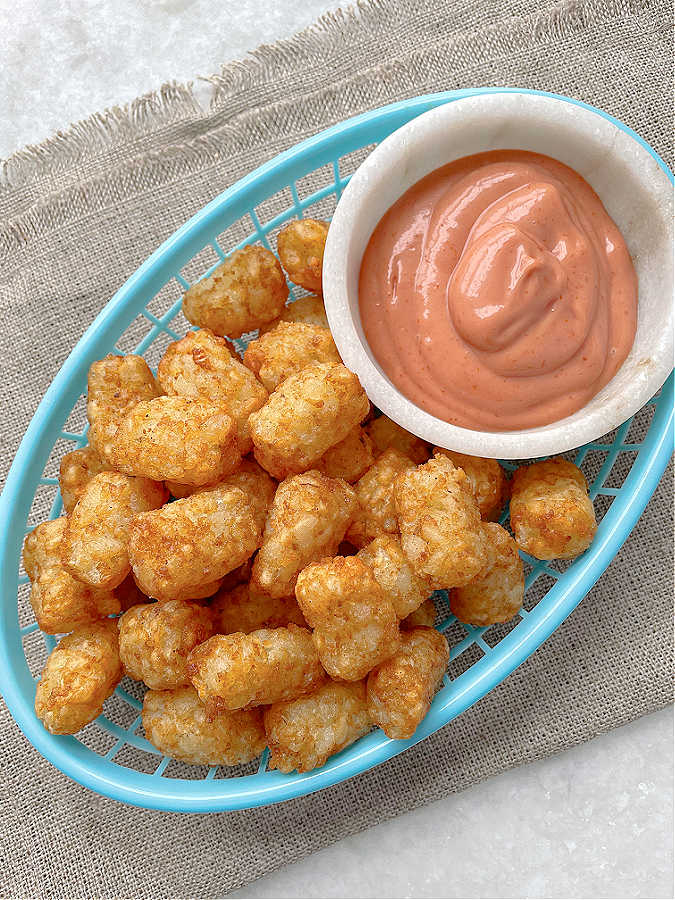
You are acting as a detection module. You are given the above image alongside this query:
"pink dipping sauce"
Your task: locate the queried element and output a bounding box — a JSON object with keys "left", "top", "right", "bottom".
{"left": 358, "top": 150, "right": 637, "bottom": 431}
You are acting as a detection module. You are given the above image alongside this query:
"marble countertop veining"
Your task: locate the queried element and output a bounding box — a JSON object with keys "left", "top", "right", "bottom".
{"left": 1, "top": 3, "right": 672, "bottom": 898}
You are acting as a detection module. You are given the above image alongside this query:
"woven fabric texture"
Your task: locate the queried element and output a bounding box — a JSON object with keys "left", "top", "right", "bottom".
{"left": 0, "top": 0, "right": 672, "bottom": 895}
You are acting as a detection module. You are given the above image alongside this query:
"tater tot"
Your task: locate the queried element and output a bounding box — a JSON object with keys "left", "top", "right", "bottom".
{"left": 128, "top": 486, "right": 260, "bottom": 601}
{"left": 401, "top": 596, "right": 437, "bottom": 629}
{"left": 357, "top": 534, "right": 432, "bottom": 619}
{"left": 217, "top": 557, "right": 254, "bottom": 593}
{"left": 187, "top": 625, "right": 325, "bottom": 711}
{"left": 34, "top": 620, "right": 122, "bottom": 734}
{"left": 87, "top": 354, "right": 160, "bottom": 462}
{"left": 295, "top": 556, "right": 400, "bottom": 682}
{"left": 156, "top": 329, "right": 268, "bottom": 454}
{"left": 210, "top": 583, "right": 306, "bottom": 634}
{"left": 243, "top": 322, "right": 340, "bottom": 392}
{"left": 59, "top": 446, "right": 111, "bottom": 514}
{"left": 367, "top": 627, "right": 449, "bottom": 739}
{"left": 510, "top": 458, "right": 597, "bottom": 560}
{"left": 394, "top": 455, "right": 488, "bottom": 589}
{"left": 167, "top": 458, "right": 277, "bottom": 531}
{"left": 182, "top": 245, "right": 288, "bottom": 338}
{"left": 434, "top": 449, "right": 509, "bottom": 522}
{"left": 366, "top": 416, "right": 430, "bottom": 465}
{"left": 265, "top": 680, "right": 370, "bottom": 773}
{"left": 249, "top": 362, "right": 369, "bottom": 479}
{"left": 315, "top": 426, "right": 375, "bottom": 483}
{"left": 259, "top": 294, "right": 329, "bottom": 334}
{"left": 118, "top": 598, "right": 215, "bottom": 689}
{"left": 142, "top": 686, "right": 266, "bottom": 766}
{"left": 23, "top": 519, "right": 119, "bottom": 634}
{"left": 109, "top": 396, "right": 241, "bottom": 486}
{"left": 450, "top": 523, "right": 524, "bottom": 625}
{"left": 277, "top": 218, "right": 329, "bottom": 294}
{"left": 62, "top": 473, "right": 167, "bottom": 590}
{"left": 346, "top": 449, "right": 415, "bottom": 549}
{"left": 252, "top": 470, "right": 357, "bottom": 599}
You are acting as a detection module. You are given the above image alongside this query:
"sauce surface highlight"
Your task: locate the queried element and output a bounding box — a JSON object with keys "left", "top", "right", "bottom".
{"left": 358, "top": 150, "right": 637, "bottom": 431}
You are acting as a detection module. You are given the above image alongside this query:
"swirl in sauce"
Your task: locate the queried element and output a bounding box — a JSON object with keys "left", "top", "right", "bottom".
{"left": 358, "top": 150, "right": 637, "bottom": 431}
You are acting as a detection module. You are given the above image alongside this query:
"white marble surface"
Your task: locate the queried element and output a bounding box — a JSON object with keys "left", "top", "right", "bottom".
{"left": 1, "top": 3, "right": 672, "bottom": 898}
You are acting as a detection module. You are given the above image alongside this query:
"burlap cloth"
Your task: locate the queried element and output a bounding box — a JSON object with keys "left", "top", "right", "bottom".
{"left": 0, "top": 0, "right": 672, "bottom": 895}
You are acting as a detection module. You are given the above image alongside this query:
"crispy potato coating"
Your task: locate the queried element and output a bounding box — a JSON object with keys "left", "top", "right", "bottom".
{"left": 210, "top": 583, "right": 306, "bottom": 634}
{"left": 367, "top": 627, "right": 449, "bottom": 739}
{"left": 23, "top": 519, "right": 119, "bottom": 634}
{"left": 143, "top": 686, "right": 266, "bottom": 766}
{"left": 250, "top": 362, "right": 369, "bottom": 479}
{"left": 59, "top": 446, "right": 111, "bottom": 514}
{"left": 366, "top": 416, "right": 430, "bottom": 465}
{"left": 34, "top": 620, "right": 122, "bottom": 734}
{"left": 62, "top": 473, "right": 167, "bottom": 590}
{"left": 510, "top": 458, "right": 597, "bottom": 560}
{"left": 252, "top": 470, "right": 356, "bottom": 599}
{"left": 394, "top": 455, "right": 488, "bottom": 589}
{"left": 434, "top": 449, "right": 509, "bottom": 522}
{"left": 357, "top": 534, "right": 432, "bottom": 619}
{"left": 182, "top": 245, "right": 288, "bottom": 338}
{"left": 450, "top": 523, "right": 524, "bottom": 625}
{"left": 346, "top": 448, "right": 415, "bottom": 549}
{"left": 259, "top": 294, "right": 329, "bottom": 335}
{"left": 243, "top": 321, "right": 340, "bottom": 392}
{"left": 169, "top": 579, "right": 224, "bottom": 602}
{"left": 277, "top": 218, "right": 329, "bottom": 294}
{"left": 109, "top": 396, "right": 241, "bottom": 486}
{"left": 118, "top": 598, "right": 215, "bottom": 689}
{"left": 187, "top": 625, "right": 325, "bottom": 711}
{"left": 87, "top": 354, "right": 160, "bottom": 462}
{"left": 265, "top": 680, "right": 370, "bottom": 773}
{"left": 401, "top": 596, "right": 437, "bottom": 629}
{"left": 295, "top": 556, "right": 400, "bottom": 682}
{"left": 156, "top": 329, "right": 268, "bottom": 454}
{"left": 315, "top": 426, "right": 375, "bottom": 483}
{"left": 128, "top": 486, "right": 260, "bottom": 601}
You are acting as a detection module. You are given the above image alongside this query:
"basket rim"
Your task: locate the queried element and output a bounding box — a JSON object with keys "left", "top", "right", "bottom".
{"left": 1, "top": 87, "right": 673, "bottom": 812}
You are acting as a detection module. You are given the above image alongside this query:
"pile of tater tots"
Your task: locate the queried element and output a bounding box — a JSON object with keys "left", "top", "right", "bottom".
{"left": 25, "top": 219, "right": 598, "bottom": 774}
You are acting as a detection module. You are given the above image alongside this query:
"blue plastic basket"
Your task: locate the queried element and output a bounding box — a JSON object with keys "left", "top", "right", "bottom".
{"left": 1, "top": 89, "right": 672, "bottom": 812}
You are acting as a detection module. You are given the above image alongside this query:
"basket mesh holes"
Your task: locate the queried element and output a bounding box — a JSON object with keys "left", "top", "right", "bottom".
{"left": 144, "top": 279, "right": 183, "bottom": 321}
{"left": 448, "top": 641, "right": 484, "bottom": 679}
{"left": 522, "top": 571, "right": 557, "bottom": 612}
{"left": 215, "top": 215, "right": 256, "bottom": 257}
{"left": 119, "top": 675, "right": 147, "bottom": 706}
{"left": 26, "top": 483, "right": 60, "bottom": 527}
{"left": 113, "top": 743, "right": 160, "bottom": 774}
{"left": 164, "top": 308, "right": 193, "bottom": 341}
{"left": 295, "top": 163, "right": 336, "bottom": 202}
{"left": 114, "top": 314, "right": 154, "bottom": 356}
{"left": 301, "top": 193, "right": 338, "bottom": 224}
{"left": 603, "top": 450, "right": 638, "bottom": 489}
{"left": 22, "top": 629, "right": 48, "bottom": 678}
{"left": 17, "top": 582, "right": 34, "bottom": 630}
{"left": 439, "top": 618, "right": 467, "bottom": 647}
{"left": 179, "top": 244, "right": 222, "bottom": 286}
{"left": 593, "top": 492, "right": 616, "bottom": 521}
{"left": 483, "top": 617, "right": 522, "bottom": 648}
{"left": 338, "top": 144, "right": 377, "bottom": 179}
{"left": 79, "top": 721, "right": 118, "bottom": 756}
{"left": 62, "top": 394, "right": 88, "bottom": 437}
{"left": 254, "top": 186, "right": 295, "bottom": 227}
{"left": 625, "top": 404, "right": 655, "bottom": 443}
{"left": 578, "top": 448, "right": 608, "bottom": 486}
{"left": 215, "top": 758, "right": 261, "bottom": 779}
{"left": 102, "top": 691, "right": 140, "bottom": 730}
{"left": 163, "top": 759, "right": 210, "bottom": 780}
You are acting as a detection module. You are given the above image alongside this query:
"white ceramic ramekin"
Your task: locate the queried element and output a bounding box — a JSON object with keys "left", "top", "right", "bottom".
{"left": 323, "top": 92, "right": 673, "bottom": 458}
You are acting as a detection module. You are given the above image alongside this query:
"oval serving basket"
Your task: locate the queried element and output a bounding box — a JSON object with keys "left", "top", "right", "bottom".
{"left": 1, "top": 89, "right": 672, "bottom": 813}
